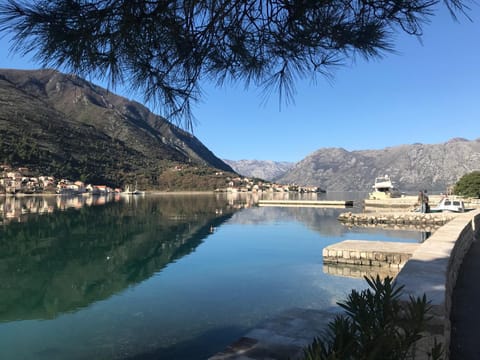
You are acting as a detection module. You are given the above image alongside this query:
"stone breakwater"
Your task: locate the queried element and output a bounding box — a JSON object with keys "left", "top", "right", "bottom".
{"left": 338, "top": 211, "right": 457, "bottom": 227}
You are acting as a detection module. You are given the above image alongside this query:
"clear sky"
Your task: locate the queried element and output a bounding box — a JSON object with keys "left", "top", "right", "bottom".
{"left": 1, "top": 4, "right": 479, "bottom": 162}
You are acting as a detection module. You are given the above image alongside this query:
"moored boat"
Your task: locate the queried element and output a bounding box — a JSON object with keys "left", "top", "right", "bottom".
{"left": 121, "top": 184, "right": 145, "bottom": 196}
{"left": 368, "top": 175, "right": 402, "bottom": 200}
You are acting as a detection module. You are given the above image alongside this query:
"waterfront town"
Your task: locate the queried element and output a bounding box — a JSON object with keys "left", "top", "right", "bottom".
{"left": 0, "top": 164, "right": 122, "bottom": 195}
{"left": 0, "top": 164, "right": 324, "bottom": 196}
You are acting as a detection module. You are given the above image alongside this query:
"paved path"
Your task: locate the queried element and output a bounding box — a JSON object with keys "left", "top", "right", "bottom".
{"left": 450, "top": 237, "right": 480, "bottom": 359}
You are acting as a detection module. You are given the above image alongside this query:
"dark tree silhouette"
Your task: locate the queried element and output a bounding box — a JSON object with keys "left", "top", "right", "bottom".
{"left": 0, "top": 0, "right": 472, "bottom": 128}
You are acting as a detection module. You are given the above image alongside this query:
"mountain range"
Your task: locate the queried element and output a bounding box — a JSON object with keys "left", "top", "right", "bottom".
{"left": 0, "top": 68, "right": 234, "bottom": 189}
{"left": 2, "top": 69, "right": 478, "bottom": 193}
{"left": 222, "top": 159, "right": 294, "bottom": 181}
{"left": 227, "top": 138, "right": 480, "bottom": 192}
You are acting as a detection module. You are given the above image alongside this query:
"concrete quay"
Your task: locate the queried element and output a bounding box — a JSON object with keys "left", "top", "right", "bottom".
{"left": 258, "top": 199, "right": 354, "bottom": 208}
{"left": 210, "top": 209, "right": 480, "bottom": 360}
{"left": 364, "top": 195, "right": 420, "bottom": 208}
{"left": 364, "top": 195, "right": 480, "bottom": 211}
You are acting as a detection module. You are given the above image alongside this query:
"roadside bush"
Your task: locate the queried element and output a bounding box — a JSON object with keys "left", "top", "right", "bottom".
{"left": 303, "top": 276, "right": 443, "bottom": 360}
{"left": 454, "top": 171, "right": 480, "bottom": 198}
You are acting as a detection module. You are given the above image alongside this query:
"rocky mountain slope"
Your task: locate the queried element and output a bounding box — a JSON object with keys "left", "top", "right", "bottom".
{"left": 223, "top": 159, "right": 294, "bottom": 180}
{"left": 0, "top": 68, "right": 234, "bottom": 189}
{"left": 276, "top": 138, "right": 480, "bottom": 192}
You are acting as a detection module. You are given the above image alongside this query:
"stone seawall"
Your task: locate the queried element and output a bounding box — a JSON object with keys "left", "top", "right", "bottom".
{"left": 338, "top": 211, "right": 456, "bottom": 227}
{"left": 394, "top": 209, "right": 480, "bottom": 359}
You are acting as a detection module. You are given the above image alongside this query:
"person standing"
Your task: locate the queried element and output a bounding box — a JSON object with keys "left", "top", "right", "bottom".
{"left": 424, "top": 190, "right": 430, "bottom": 213}
{"left": 418, "top": 190, "right": 426, "bottom": 213}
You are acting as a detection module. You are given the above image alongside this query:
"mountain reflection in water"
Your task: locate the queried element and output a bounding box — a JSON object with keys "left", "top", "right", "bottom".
{"left": 0, "top": 195, "right": 239, "bottom": 322}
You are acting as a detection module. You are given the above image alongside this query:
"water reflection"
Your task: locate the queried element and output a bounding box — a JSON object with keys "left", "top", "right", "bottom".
{"left": 0, "top": 194, "right": 122, "bottom": 225}
{"left": 227, "top": 206, "right": 425, "bottom": 242}
{"left": 0, "top": 193, "right": 423, "bottom": 360}
{"left": 0, "top": 195, "right": 240, "bottom": 322}
{"left": 222, "top": 190, "right": 369, "bottom": 205}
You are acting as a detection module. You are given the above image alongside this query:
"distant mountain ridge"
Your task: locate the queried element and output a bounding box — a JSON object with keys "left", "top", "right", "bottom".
{"left": 276, "top": 138, "right": 480, "bottom": 192}
{"left": 223, "top": 159, "right": 294, "bottom": 181}
{"left": 0, "top": 68, "right": 234, "bottom": 189}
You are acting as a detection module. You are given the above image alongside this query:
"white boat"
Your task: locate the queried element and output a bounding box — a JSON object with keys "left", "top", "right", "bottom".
{"left": 368, "top": 175, "right": 402, "bottom": 200}
{"left": 430, "top": 198, "right": 465, "bottom": 213}
{"left": 121, "top": 184, "right": 145, "bottom": 196}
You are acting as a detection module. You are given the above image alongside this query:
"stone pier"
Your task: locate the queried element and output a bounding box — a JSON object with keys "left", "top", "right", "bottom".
{"left": 258, "top": 200, "right": 354, "bottom": 207}
{"left": 322, "top": 240, "right": 420, "bottom": 268}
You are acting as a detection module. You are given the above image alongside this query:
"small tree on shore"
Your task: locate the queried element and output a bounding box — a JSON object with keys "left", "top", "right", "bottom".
{"left": 454, "top": 171, "right": 480, "bottom": 198}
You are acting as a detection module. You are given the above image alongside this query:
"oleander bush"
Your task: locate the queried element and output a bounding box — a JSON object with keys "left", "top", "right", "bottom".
{"left": 303, "top": 276, "right": 443, "bottom": 360}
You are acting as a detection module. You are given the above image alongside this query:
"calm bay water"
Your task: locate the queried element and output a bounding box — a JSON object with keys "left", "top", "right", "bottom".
{"left": 0, "top": 193, "right": 423, "bottom": 360}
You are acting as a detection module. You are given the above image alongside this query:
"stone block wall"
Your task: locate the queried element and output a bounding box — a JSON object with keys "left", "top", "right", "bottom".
{"left": 323, "top": 263, "right": 402, "bottom": 279}
{"left": 395, "top": 209, "right": 480, "bottom": 359}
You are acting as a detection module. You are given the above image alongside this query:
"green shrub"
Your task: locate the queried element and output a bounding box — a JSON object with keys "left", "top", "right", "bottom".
{"left": 454, "top": 171, "right": 480, "bottom": 198}
{"left": 303, "top": 276, "right": 443, "bottom": 360}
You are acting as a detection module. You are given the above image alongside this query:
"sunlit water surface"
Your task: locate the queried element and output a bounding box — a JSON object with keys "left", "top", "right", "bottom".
{"left": 0, "top": 193, "right": 423, "bottom": 359}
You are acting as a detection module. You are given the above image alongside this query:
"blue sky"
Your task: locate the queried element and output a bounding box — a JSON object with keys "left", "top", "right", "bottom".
{"left": 1, "top": 4, "right": 479, "bottom": 162}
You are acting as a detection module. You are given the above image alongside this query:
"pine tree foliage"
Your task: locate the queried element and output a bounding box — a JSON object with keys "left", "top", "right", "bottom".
{"left": 0, "top": 0, "right": 472, "bottom": 128}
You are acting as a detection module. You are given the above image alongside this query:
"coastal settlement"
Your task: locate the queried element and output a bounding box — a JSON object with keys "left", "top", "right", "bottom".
{"left": 0, "top": 164, "right": 323, "bottom": 195}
